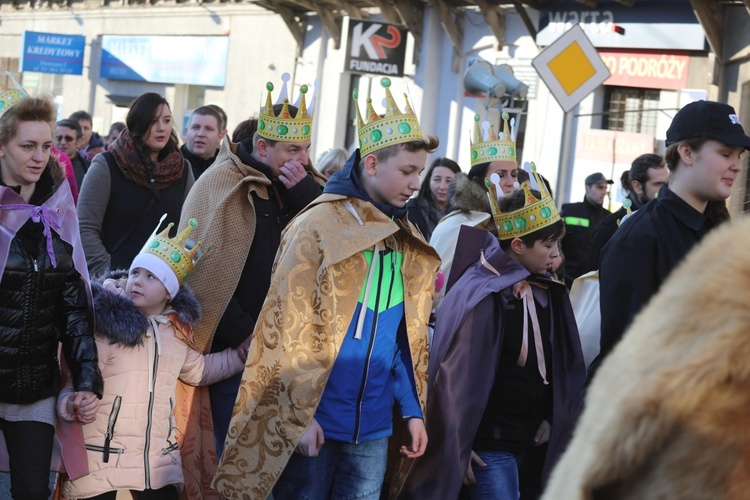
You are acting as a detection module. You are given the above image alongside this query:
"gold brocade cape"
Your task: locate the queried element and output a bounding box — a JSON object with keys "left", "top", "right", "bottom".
{"left": 213, "top": 195, "right": 440, "bottom": 499}
{"left": 174, "top": 137, "right": 326, "bottom": 498}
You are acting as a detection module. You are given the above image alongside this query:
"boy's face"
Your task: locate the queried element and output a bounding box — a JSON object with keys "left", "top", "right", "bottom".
{"left": 363, "top": 148, "right": 427, "bottom": 208}
{"left": 515, "top": 238, "right": 560, "bottom": 275}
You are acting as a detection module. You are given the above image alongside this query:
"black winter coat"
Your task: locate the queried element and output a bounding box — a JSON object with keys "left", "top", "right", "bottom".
{"left": 560, "top": 198, "right": 611, "bottom": 285}
{"left": 598, "top": 186, "right": 718, "bottom": 363}
{"left": 0, "top": 174, "right": 103, "bottom": 405}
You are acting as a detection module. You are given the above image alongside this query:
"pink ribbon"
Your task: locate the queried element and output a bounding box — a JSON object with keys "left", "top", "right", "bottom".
{"left": 512, "top": 280, "right": 548, "bottom": 385}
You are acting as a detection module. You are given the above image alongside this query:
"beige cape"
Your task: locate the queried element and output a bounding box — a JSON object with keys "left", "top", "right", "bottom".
{"left": 213, "top": 194, "right": 440, "bottom": 499}
{"left": 174, "top": 138, "right": 325, "bottom": 498}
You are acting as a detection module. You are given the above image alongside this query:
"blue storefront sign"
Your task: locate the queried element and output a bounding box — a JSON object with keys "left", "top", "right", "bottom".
{"left": 101, "top": 36, "right": 229, "bottom": 87}
{"left": 20, "top": 31, "right": 86, "bottom": 75}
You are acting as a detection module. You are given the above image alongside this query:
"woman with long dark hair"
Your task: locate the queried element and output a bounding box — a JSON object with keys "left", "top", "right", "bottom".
{"left": 406, "top": 157, "right": 460, "bottom": 242}
{"left": 0, "top": 91, "right": 102, "bottom": 498}
{"left": 78, "top": 93, "right": 194, "bottom": 277}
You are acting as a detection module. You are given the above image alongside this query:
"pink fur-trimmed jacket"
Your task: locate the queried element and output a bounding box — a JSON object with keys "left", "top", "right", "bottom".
{"left": 58, "top": 277, "right": 245, "bottom": 498}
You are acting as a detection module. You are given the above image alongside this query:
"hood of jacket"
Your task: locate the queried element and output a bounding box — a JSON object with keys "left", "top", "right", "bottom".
{"left": 447, "top": 173, "right": 492, "bottom": 214}
{"left": 324, "top": 149, "right": 408, "bottom": 220}
{"left": 92, "top": 270, "right": 201, "bottom": 347}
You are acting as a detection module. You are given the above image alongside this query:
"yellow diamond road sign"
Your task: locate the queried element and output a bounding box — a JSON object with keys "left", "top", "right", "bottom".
{"left": 533, "top": 24, "right": 610, "bottom": 112}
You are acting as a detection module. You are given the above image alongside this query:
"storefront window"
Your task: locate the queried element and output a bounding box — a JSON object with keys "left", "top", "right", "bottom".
{"left": 605, "top": 87, "right": 659, "bottom": 136}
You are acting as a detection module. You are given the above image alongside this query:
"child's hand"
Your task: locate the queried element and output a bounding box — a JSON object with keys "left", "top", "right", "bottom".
{"left": 69, "top": 391, "right": 99, "bottom": 424}
{"left": 102, "top": 278, "right": 124, "bottom": 295}
{"left": 463, "top": 450, "right": 486, "bottom": 485}
{"left": 295, "top": 418, "right": 324, "bottom": 457}
{"left": 400, "top": 418, "right": 427, "bottom": 459}
{"left": 236, "top": 335, "right": 253, "bottom": 363}
{"left": 533, "top": 419, "right": 551, "bottom": 446}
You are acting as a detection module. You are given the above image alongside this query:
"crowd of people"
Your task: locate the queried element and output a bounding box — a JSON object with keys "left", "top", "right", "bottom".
{"left": 1, "top": 69, "right": 749, "bottom": 500}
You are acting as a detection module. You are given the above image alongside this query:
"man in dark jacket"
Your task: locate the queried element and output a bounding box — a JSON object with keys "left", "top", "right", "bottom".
{"left": 560, "top": 172, "right": 612, "bottom": 285}
{"left": 180, "top": 105, "right": 225, "bottom": 179}
{"left": 177, "top": 82, "right": 325, "bottom": 472}
{"left": 597, "top": 100, "right": 750, "bottom": 369}
{"left": 55, "top": 118, "right": 91, "bottom": 188}
{"left": 589, "top": 154, "right": 667, "bottom": 269}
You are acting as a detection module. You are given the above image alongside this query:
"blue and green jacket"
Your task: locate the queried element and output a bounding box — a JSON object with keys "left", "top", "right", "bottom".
{"left": 314, "top": 151, "right": 422, "bottom": 443}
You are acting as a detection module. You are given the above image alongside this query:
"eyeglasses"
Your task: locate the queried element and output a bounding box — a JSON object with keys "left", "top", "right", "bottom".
{"left": 56, "top": 135, "right": 76, "bottom": 143}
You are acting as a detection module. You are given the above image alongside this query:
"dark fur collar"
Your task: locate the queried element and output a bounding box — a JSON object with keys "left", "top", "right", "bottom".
{"left": 448, "top": 173, "right": 492, "bottom": 214}
{"left": 92, "top": 270, "right": 202, "bottom": 347}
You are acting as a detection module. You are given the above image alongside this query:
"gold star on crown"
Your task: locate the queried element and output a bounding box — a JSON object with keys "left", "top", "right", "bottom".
{"left": 486, "top": 162, "right": 560, "bottom": 240}
{"left": 353, "top": 77, "right": 423, "bottom": 157}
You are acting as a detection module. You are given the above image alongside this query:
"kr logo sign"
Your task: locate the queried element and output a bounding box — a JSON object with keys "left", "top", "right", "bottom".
{"left": 346, "top": 19, "right": 408, "bottom": 77}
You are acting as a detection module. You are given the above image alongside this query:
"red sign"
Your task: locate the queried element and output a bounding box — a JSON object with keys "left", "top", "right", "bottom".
{"left": 599, "top": 50, "right": 690, "bottom": 90}
{"left": 576, "top": 129, "right": 654, "bottom": 164}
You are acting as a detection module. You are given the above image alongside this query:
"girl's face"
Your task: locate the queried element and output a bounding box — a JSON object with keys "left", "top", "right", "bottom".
{"left": 125, "top": 267, "right": 169, "bottom": 316}
{"left": 487, "top": 161, "right": 518, "bottom": 195}
{"left": 681, "top": 140, "right": 744, "bottom": 202}
{"left": 143, "top": 104, "right": 172, "bottom": 154}
{"left": 429, "top": 166, "right": 456, "bottom": 207}
{"left": 0, "top": 120, "right": 53, "bottom": 188}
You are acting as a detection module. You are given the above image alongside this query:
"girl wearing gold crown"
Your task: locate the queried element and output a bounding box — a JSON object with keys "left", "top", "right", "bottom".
{"left": 0, "top": 85, "right": 103, "bottom": 498}
{"left": 56, "top": 217, "right": 248, "bottom": 499}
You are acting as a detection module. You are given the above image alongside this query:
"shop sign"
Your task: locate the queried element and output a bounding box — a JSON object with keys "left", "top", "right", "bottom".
{"left": 101, "top": 36, "right": 229, "bottom": 87}
{"left": 576, "top": 129, "right": 654, "bottom": 164}
{"left": 20, "top": 31, "right": 86, "bottom": 75}
{"left": 600, "top": 50, "right": 690, "bottom": 90}
{"left": 345, "top": 20, "right": 408, "bottom": 77}
{"left": 538, "top": 3, "right": 706, "bottom": 51}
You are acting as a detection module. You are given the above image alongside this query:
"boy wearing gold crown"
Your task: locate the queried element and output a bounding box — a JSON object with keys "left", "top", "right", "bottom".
{"left": 56, "top": 216, "right": 249, "bottom": 499}
{"left": 213, "top": 78, "right": 440, "bottom": 499}
{"left": 173, "top": 78, "right": 326, "bottom": 495}
{"left": 402, "top": 169, "right": 586, "bottom": 499}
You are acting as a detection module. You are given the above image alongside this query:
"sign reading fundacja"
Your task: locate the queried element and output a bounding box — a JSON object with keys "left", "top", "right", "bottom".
{"left": 532, "top": 24, "right": 610, "bottom": 113}
{"left": 345, "top": 19, "right": 408, "bottom": 77}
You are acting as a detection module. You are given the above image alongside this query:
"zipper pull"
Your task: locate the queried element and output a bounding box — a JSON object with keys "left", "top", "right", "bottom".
{"left": 33, "top": 259, "right": 38, "bottom": 272}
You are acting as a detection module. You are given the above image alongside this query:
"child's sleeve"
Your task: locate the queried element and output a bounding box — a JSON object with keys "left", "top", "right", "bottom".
{"left": 392, "top": 320, "right": 423, "bottom": 420}
{"left": 179, "top": 346, "right": 245, "bottom": 386}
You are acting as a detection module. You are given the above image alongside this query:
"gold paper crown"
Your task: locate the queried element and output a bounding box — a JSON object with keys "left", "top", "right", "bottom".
{"left": 257, "top": 79, "right": 313, "bottom": 143}
{"left": 142, "top": 216, "right": 211, "bottom": 283}
{"left": 470, "top": 111, "right": 516, "bottom": 167}
{"left": 353, "top": 77, "right": 423, "bottom": 157}
{"left": 486, "top": 162, "right": 560, "bottom": 240}
{"left": 0, "top": 72, "right": 28, "bottom": 118}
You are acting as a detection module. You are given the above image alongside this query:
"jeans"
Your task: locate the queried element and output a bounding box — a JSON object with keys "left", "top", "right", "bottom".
{"left": 0, "top": 419, "right": 54, "bottom": 500}
{"left": 466, "top": 451, "right": 521, "bottom": 500}
{"left": 209, "top": 371, "right": 243, "bottom": 458}
{"left": 273, "top": 437, "right": 388, "bottom": 500}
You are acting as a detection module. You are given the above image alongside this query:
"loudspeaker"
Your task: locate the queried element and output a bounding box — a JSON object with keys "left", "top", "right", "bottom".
{"left": 463, "top": 61, "right": 528, "bottom": 100}
{"left": 493, "top": 64, "right": 528, "bottom": 100}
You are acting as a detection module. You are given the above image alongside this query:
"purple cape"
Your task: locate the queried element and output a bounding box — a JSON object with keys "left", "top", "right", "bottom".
{"left": 0, "top": 179, "right": 90, "bottom": 287}
{"left": 401, "top": 226, "right": 586, "bottom": 498}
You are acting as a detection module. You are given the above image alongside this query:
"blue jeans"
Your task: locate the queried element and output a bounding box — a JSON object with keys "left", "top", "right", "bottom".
{"left": 209, "top": 371, "right": 243, "bottom": 459}
{"left": 273, "top": 437, "right": 388, "bottom": 500}
{"left": 466, "top": 451, "right": 521, "bottom": 500}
